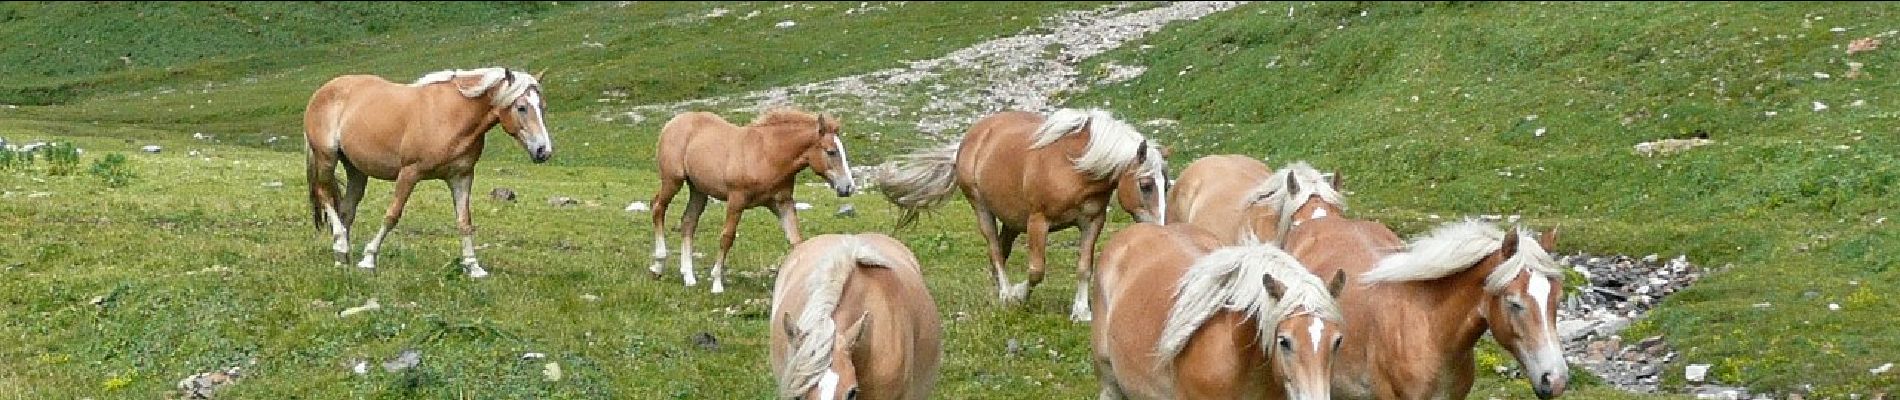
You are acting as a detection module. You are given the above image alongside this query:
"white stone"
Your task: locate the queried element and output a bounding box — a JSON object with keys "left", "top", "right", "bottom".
{"left": 1685, "top": 364, "right": 1711, "bottom": 382}
{"left": 625, "top": 201, "right": 650, "bottom": 212}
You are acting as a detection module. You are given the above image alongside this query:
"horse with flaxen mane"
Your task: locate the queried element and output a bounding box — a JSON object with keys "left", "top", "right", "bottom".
{"left": 769, "top": 233, "right": 942, "bottom": 400}
{"left": 1170, "top": 157, "right": 1348, "bottom": 246}
{"left": 649, "top": 107, "right": 858, "bottom": 294}
{"left": 876, "top": 108, "right": 1169, "bottom": 322}
{"left": 304, "top": 67, "right": 552, "bottom": 278}
{"left": 1282, "top": 218, "right": 1568, "bottom": 399}
{"left": 1091, "top": 222, "right": 1347, "bottom": 399}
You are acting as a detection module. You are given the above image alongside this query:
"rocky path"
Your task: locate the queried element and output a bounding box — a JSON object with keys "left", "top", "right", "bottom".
{"left": 601, "top": 1, "right": 1249, "bottom": 137}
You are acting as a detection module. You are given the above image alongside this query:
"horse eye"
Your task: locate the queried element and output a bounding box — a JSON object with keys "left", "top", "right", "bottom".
{"left": 1277, "top": 336, "right": 1293, "bottom": 352}
{"left": 845, "top": 388, "right": 859, "bottom": 400}
{"left": 515, "top": 105, "right": 528, "bottom": 113}
{"left": 1508, "top": 301, "right": 1526, "bottom": 313}
{"left": 1333, "top": 337, "right": 1343, "bottom": 351}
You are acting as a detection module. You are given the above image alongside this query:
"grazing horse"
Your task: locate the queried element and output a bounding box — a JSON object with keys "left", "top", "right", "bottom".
{"left": 1091, "top": 223, "right": 1347, "bottom": 399}
{"left": 876, "top": 108, "right": 1169, "bottom": 322}
{"left": 1171, "top": 157, "right": 1346, "bottom": 246}
{"left": 304, "top": 67, "right": 552, "bottom": 278}
{"left": 1282, "top": 218, "right": 1567, "bottom": 399}
{"left": 649, "top": 107, "right": 858, "bottom": 294}
{"left": 769, "top": 233, "right": 943, "bottom": 400}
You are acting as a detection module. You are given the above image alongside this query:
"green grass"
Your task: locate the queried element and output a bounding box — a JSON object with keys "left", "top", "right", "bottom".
{"left": 0, "top": 1, "right": 1891, "bottom": 398}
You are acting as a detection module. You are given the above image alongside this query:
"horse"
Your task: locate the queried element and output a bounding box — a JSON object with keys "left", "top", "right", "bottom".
{"left": 1091, "top": 222, "right": 1348, "bottom": 399}
{"left": 1282, "top": 218, "right": 1567, "bottom": 399}
{"left": 875, "top": 108, "right": 1170, "bottom": 322}
{"left": 1169, "top": 157, "right": 1346, "bottom": 246}
{"left": 649, "top": 107, "right": 858, "bottom": 294}
{"left": 769, "top": 233, "right": 943, "bottom": 400}
{"left": 303, "top": 66, "right": 552, "bottom": 278}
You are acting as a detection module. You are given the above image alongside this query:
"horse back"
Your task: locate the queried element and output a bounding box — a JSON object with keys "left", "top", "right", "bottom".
{"left": 846, "top": 234, "right": 944, "bottom": 400}
{"left": 1169, "top": 154, "right": 1275, "bottom": 244}
{"left": 1284, "top": 218, "right": 1401, "bottom": 278}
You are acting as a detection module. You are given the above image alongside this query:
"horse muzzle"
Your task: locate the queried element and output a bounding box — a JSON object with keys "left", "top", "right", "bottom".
{"left": 1532, "top": 371, "right": 1568, "bottom": 399}
{"left": 530, "top": 146, "right": 552, "bottom": 164}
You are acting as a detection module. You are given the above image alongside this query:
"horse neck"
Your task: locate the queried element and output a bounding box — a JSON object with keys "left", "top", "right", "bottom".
{"left": 1373, "top": 257, "right": 1497, "bottom": 357}
{"left": 757, "top": 126, "right": 819, "bottom": 167}
{"left": 430, "top": 81, "right": 505, "bottom": 138}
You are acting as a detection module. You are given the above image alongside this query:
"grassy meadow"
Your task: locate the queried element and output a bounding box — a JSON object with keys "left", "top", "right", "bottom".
{"left": 1, "top": 1, "right": 1893, "bottom": 399}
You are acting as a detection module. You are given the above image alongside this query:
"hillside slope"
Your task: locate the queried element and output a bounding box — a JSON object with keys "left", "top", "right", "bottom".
{"left": 1069, "top": 1, "right": 1898, "bottom": 395}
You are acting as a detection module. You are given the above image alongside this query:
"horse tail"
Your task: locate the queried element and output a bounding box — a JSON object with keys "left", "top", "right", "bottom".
{"left": 1153, "top": 243, "right": 1317, "bottom": 373}
{"left": 874, "top": 141, "right": 961, "bottom": 229}
{"left": 307, "top": 151, "right": 324, "bottom": 233}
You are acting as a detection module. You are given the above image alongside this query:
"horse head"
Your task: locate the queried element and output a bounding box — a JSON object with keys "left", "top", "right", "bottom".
{"left": 781, "top": 311, "right": 869, "bottom": 400}
{"left": 804, "top": 114, "right": 857, "bottom": 197}
{"left": 1114, "top": 141, "right": 1170, "bottom": 223}
{"left": 1265, "top": 270, "right": 1348, "bottom": 400}
{"left": 1247, "top": 161, "right": 1347, "bottom": 244}
{"left": 1479, "top": 228, "right": 1569, "bottom": 399}
{"left": 493, "top": 69, "right": 554, "bottom": 164}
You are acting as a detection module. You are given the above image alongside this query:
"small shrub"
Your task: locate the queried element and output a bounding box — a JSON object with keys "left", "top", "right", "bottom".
{"left": 41, "top": 141, "right": 81, "bottom": 176}
{"left": 88, "top": 153, "right": 138, "bottom": 188}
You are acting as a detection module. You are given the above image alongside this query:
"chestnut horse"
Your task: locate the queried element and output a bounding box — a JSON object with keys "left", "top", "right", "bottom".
{"left": 1113, "top": 145, "right": 1172, "bottom": 223}
{"left": 1170, "top": 157, "right": 1346, "bottom": 246}
{"left": 1282, "top": 218, "right": 1568, "bottom": 399}
{"left": 876, "top": 108, "right": 1169, "bottom": 322}
{"left": 304, "top": 67, "right": 552, "bottom": 278}
{"left": 1092, "top": 222, "right": 1347, "bottom": 399}
{"left": 769, "top": 233, "right": 942, "bottom": 400}
{"left": 649, "top": 107, "right": 857, "bottom": 294}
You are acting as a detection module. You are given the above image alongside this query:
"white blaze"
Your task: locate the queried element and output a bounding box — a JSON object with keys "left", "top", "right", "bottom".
{"left": 1310, "top": 207, "right": 1328, "bottom": 220}
{"left": 523, "top": 90, "right": 551, "bottom": 151}
{"left": 1309, "top": 318, "right": 1326, "bottom": 353}
{"left": 818, "top": 369, "right": 841, "bottom": 399}
{"left": 1526, "top": 271, "right": 1553, "bottom": 318}
{"left": 832, "top": 136, "right": 854, "bottom": 186}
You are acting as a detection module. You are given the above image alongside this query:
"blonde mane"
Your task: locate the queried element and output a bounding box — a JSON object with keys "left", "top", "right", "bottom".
{"left": 1029, "top": 108, "right": 1158, "bottom": 181}
{"left": 1361, "top": 219, "right": 1563, "bottom": 291}
{"left": 409, "top": 67, "right": 540, "bottom": 107}
{"left": 1251, "top": 161, "right": 1348, "bottom": 243}
{"left": 774, "top": 236, "right": 892, "bottom": 399}
{"left": 1154, "top": 243, "right": 1343, "bottom": 371}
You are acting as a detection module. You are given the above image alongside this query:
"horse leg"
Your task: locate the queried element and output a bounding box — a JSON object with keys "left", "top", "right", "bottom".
{"left": 340, "top": 159, "right": 368, "bottom": 229}
{"left": 710, "top": 194, "right": 748, "bottom": 294}
{"left": 970, "top": 202, "right": 1018, "bottom": 303}
{"left": 649, "top": 176, "right": 684, "bottom": 278}
{"left": 358, "top": 168, "right": 421, "bottom": 271}
{"left": 769, "top": 197, "right": 803, "bottom": 245}
{"left": 307, "top": 150, "right": 350, "bottom": 266}
{"left": 1071, "top": 211, "right": 1108, "bottom": 322}
{"left": 677, "top": 190, "right": 710, "bottom": 287}
{"left": 448, "top": 173, "right": 487, "bottom": 278}
{"left": 1017, "top": 213, "right": 1052, "bottom": 303}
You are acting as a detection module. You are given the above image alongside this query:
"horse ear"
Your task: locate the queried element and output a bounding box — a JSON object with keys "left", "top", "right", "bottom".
{"left": 1284, "top": 172, "right": 1303, "bottom": 197}
{"left": 1499, "top": 230, "right": 1520, "bottom": 259}
{"left": 780, "top": 311, "right": 799, "bottom": 339}
{"left": 1329, "top": 171, "right": 1344, "bottom": 191}
{"left": 1327, "top": 270, "right": 1348, "bottom": 299}
{"left": 841, "top": 311, "right": 871, "bottom": 349}
{"left": 1263, "top": 274, "right": 1287, "bottom": 300}
{"left": 815, "top": 114, "right": 831, "bottom": 134}
{"left": 1160, "top": 145, "right": 1174, "bottom": 158}
{"left": 1539, "top": 226, "right": 1560, "bottom": 250}
{"left": 1135, "top": 140, "right": 1151, "bottom": 164}
{"left": 503, "top": 68, "right": 516, "bottom": 84}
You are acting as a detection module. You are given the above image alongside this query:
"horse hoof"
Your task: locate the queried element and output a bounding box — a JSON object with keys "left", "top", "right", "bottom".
{"left": 711, "top": 283, "right": 725, "bottom": 294}
{"left": 466, "top": 265, "right": 490, "bottom": 279}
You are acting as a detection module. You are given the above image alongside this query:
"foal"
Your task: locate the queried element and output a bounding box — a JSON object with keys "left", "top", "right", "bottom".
{"left": 650, "top": 108, "right": 858, "bottom": 294}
